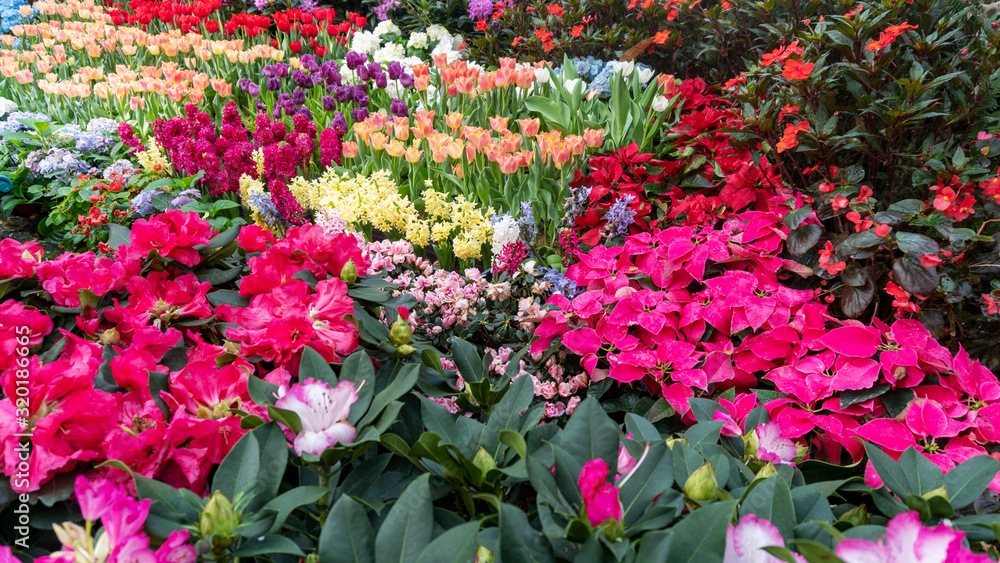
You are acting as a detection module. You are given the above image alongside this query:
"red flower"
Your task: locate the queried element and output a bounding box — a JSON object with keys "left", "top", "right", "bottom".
{"left": 782, "top": 59, "right": 814, "bottom": 80}
{"left": 776, "top": 121, "right": 809, "bottom": 153}
{"left": 476, "top": 18, "right": 487, "bottom": 31}
{"left": 985, "top": 294, "right": 999, "bottom": 315}
{"left": 290, "top": 40, "right": 302, "bottom": 53}
{"left": 653, "top": 30, "right": 670, "bottom": 44}
{"left": 571, "top": 25, "right": 583, "bottom": 37}
{"left": 865, "top": 22, "right": 917, "bottom": 51}
{"left": 818, "top": 241, "right": 846, "bottom": 275}
{"left": 128, "top": 210, "right": 216, "bottom": 267}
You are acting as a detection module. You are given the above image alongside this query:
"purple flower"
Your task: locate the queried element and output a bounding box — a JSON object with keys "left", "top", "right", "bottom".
{"left": 399, "top": 73, "right": 414, "bottom": 88}
{"left": 351, "top": 107, "right": 369, "bottom": 122}
{"left": 266, "top": 77, "right": 282, "bottom": 92}
{"left": 353, "top": 89, "right": 369, "bottom": 107}
{"left": 320, "top": 96, "right": 335, "bottom": 111}
{"left": 292, "top": 69, "right": 312, "bottom": 89}
{"left": 604, "top": 193, "right": 636, "bottom": 238}
{"left": 247, "top": 82, "right": 261, "bottom": 97}
{"left": 387, "top": 61, "right": 403, "bottom": 80}
{"left": 296, "top": 106, "right": 314, "bottom": 120}
{"left": 345, "top": 51, "right": 367, "bottom": 70}
{"left": 300, "top": 54, "right": 319, "bottom": 73}
{"left": 311, "top": 74, "right": 325, "bottom": 87}
{"left": 467, "top": 0, "right": 492, "bottom": 19}
{"left": 373, "top": 0, "right": 400, "bottom": 20}
{"left": 334, "top": 85, "right": 352, "bottom": 103}
{"left": 293, "top": 88, "right": 307, "bottom": 107}
{"left": 357, "top": 65, "right": 370, "bottom": 81}
{"left": 332, "top": 111, "right": 348, "bottom": 133}
{"left": 389, "top": 98, "right": 408, "bottom": 118}
{"left": 375, "top": 72, "right": 388, "bottom": 89}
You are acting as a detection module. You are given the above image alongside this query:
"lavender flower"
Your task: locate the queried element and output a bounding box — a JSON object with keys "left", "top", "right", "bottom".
{"left": 519, "top": 201, "right": 537, "bottom": 242}
{"left": 467, "top": 0, "right": 492, "bottom": 19}
{"left": 374, "top": 0, "right": 400, "bottom": 20}
{"left": 604, "top": 194, "right": 636, "bottom": 238}
{"left": 539, "top": 267, "right": 580, "bottom": 297}
{"left": 132, "top": 188, "right": 162, "bottom": 216}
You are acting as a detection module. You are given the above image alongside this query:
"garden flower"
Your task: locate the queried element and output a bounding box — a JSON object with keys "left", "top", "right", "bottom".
{"left": 577, "top": 459, "right": 622, "bottom": 527}
{"left": 724, "top": 514, "right": 804, "bottom": 563}
{"left": 781, "top": 59, "right": 813, "bottom": 80}
{"left": 835, "top": 511, "right": 985, "bottom": 563}
{"left": 274, "top": 378, "right": 359, "bottom": 456}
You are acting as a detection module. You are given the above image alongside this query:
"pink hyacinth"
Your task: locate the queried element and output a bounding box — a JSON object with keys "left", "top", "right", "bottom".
{"left": 275, "top": 378, "right": 358, "bottom": 456}
{"left": 577, "top": 459, "right": 623, "bottom": 527}
{"left": 835, "top": 511, "right": 990, "bottom": 563}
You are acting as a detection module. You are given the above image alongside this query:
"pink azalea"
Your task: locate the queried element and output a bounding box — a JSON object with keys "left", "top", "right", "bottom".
{"left": 724, "top": 514, "right": 804, "bottom": 563}
{"left": 578, "top": 459, "right": 623, "bottom": 527}
{"left": 36, "top": 251, "right": 139, "bottom": 308}
{"left": 835, "top": 511, "right": 984, "bottom": 563}
{"left": 275, "top": 378, "right": 359, "bottom": 456}
{"left": 0, "top": 238, "right": 43, "bottom": 279}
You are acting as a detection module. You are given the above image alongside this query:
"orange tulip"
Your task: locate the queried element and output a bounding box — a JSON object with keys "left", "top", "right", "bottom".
{"left": 518, "top": 118, "right": 540, "bottom": 138}
{"left": 343, "top": 142, "right": 359, "bottom": 158}
{"left": 404, "top": 146, "right": 423, "bottom": 163}
{"left": 385, "top": 140, "right": 405, "bottom": 157}
{"left": 488, "top": 116, "right": 509, "bottom": 134}
{"left": 583, "top": 128, "right": 604, "bottom": 148}
{"left": 445, "top": 112, "right": 463, "bottom": 130}
{"left": 14, "top": 69, "right": 32, "bottom": 84}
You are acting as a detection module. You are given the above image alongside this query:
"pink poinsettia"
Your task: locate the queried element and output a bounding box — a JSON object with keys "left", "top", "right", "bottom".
{"left": 724, "top": 514, "right": 804, "bottom": 563}
{"left": 275, "top": 378, "right": 358, "bottom": 456}
{"left": 835, "top": 511, "right": 989, "bottom": 563}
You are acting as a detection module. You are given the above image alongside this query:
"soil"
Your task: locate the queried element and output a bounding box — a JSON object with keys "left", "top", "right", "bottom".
{"left": 1, "top": 214, "right": 62, "bottom": 257}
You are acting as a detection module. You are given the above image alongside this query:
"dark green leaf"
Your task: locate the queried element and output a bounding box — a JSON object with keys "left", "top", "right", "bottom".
{"left": 945, "top": 455, "right": 1000, "bottom": 509}
{"left": 320, "top": 495, "right": 375, "bottom": 563}
{"left": 665, "top": 500, "right": 736, "bottom": 563}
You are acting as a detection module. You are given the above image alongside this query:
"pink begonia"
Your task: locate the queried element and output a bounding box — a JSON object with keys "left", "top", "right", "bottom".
{"left": 37, "top": 476, "right": 195, "bottom": 563}
{"left": 835, "top": 511, "right": 990, "bottom": 563}
{"left": 578, "top": 459, "right": 623, "bottom": 527}
{"left": 724, "top": 514, "right": 804, "bottom": 563}
{"left": 275, "top": 378, "right": 358, "bottom": 456}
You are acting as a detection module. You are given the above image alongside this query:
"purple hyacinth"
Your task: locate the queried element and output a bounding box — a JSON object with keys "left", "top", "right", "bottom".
{"left": 604, "top": 194, "right": 636, "bottom": 238}
{"left": 468, "top": 0, "right": 492, "bottom": 19}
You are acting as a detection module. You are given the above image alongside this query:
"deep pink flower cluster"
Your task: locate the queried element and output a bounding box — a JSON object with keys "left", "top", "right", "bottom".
{"left": 217, "top": 224, "right": 369, "bottom": 371}
{"left": 127, "top": 209, "right": 217, "bottom": 267}
{"left": 534, "top": 205, "right": 1000, "bottom": 487}
{"left": 319, "top": 126, "right": 344, "bottom": 167}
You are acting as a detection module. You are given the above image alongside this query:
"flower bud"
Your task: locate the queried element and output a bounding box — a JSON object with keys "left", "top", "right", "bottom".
{"left": 838, "top": 504, "right": 869, "bottom": 527}
{"left": 389, "top": 307, "right": 412, "bottom": 346}
{"left": 684, "top": 462, "right": 719, "bottom": 502}
{"left": 199, "top": 491, "right": 240, "bottom": 546}
{"left": 476, "top": 546, "right": 495, "bottom": 563}
{"left": 397, "top": 344, "right": 416, "bottom": 357}
{"left": 339, "top": 258, "right": 358, "bottom": 285}
{"left": 753, "top": 462, "right": 777, "bottom": 482}
{"left": 304, "top": 555, "right": 320, "bottom": 563}
{"left": 98, "top": 328, "right": 121, "bottom": 346}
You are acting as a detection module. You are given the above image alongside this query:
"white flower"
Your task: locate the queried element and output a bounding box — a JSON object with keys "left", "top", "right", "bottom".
{"left": 350, "top": 30, "right": 381, "bottom": 55}
{"left": 373, "top": 43, "right": 405, "bottom": 64}
{"left": 373, "top": 20, "right": 401, "bottom": 37}
{"left": 651, "top": 95, "right": 669, "bottom": 112}
{"left": 426, "top": 24, "right": 448, "bottom": 41}
{"left": 0, "top": 97, "right": 17, "bottom": 116}
{"left": 451, "top": 34, "right": 464, "bottom": 50}
{"left": 637, "top": 67, "right": 655, "bottom": 84}
{"left": 491, "top": 214, "right": 520, "bottom": 256}
{"left": 274, "top": 378, "right": 359, "bottom": 457}
{"left": 430, "top": 42, "right": 461, "bottom": 64}
{"left": 339, "top": 63, "right": 360, "bottom": 85}
{"left": 534, "top": 67, "right": 551, "bottom": 84}
{"left": 407, "top": 31, "right": 428, "bottom": 49}
{"left": 611, "top": 61, "right": 635, "bottom": 76}
{"left": 563, "top": 78, "right": 582, "bottom": 95}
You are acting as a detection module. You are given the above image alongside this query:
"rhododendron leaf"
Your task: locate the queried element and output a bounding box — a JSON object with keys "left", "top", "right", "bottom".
{"left": 688, "top": 398, "right": 726, "bottom": 424}
{"left": 944, "top": 455, "right": 1000, "bottom": 510}
{"left": 484, "top": 376, "right": 533, "bottom": 460}
{"left": 201, "top": 224, "right": 241, "bottom": 252}
{"left": 341, "top": 350, "right": 376, "bottom": 425}
{"left": 839, "top": 384, "right": 891, "bottom": 409}
{"left": 743, "top": 407, "right": 769, "bottom": 434}
{"left": 450, "top": 337, "right": 484, "bottom": 384}
{"left": 320, "top": 495, "right": 375, "bottom": 563}
{"left": 664, "top": 499, "right": 736, "bottom": 563}
{"left": 300, "top": 345, "right": 337, "bottom": 386}
{"left": 230, "top": 535, "right": 305, "bottom": 557}
{"left": 359, "top": 363, "right": 419, "bottom": 429}
{"left": 740, "top": 476, "right": 796, "bottom": 541}
{"left": 864, "top": 443, "right": 912, "bottom": 498}
{"left": 499, "top": 502, "right": 557, "bottom": 563}
{"left": 376, "top": 474, "right": 434, "bottom": 563}
{"left": 684, "top": 421, "right": 726, "bottom": 453}
{"left": 95, "top": 343, "right": 124, "bottom": 393}
{"left": 248, "top": 376, "right": 280, "bottom": 407}
{"left": 212, "top": 426, "right": 261, "bottom": 501}
{"left": 785, "top": 539, "right": 841, "bottom": 563}
{"left": 893, "top": 256, "right": 939, "bottom": 295}
{"left": 557, "top": 397, "right": 619, "bottom": 471}
{"left": 820, "top": 326, "right": 878, "bottom": 357}
{"left": 760, "top": 547, "right": 801, "bottom": 563}
{"left": 895, "top": 232, "right": 939, "bottom": 256}
{"left": 414, "top": 521, "right": 481, "bottom": 563}
{"left": 625, "top": 413, "right": 662, "bottom": 443}
{"left": 619, "top": 442, "right": 673, "bottom": 525}
{"left": 208, "top": 289, "right": 249, "bottom": 308}
{"left": 262, "top": 485, "right": 329, "bottom": 534}
{"left": 897, "top": 448, "right": 944, "bottom": 497}
{"left": 149, "top": 370, "right": 171, "bottom": 419}
{"left": 354, "top": 304, "right": 391, "bottom": 344}
{"left": 787, "top": 224, "right": 821, "bottom": 256}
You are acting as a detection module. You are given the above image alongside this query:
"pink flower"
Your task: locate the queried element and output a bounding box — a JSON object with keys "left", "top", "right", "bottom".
{"left": 275, "top": 378, "right": 358, "bottom": 456}
{"left": 0, "top": 238, "right": 43, "bottom": 279}
{"left": 724, "top": 514, "right": 804, "bottom": 563}
{"left": 835, "top": 511, "right": 980, "bottom": 563}
{"left": 128, "top": 210, "right": 216, "bottom": 267}
{"left": 752, "top": 421, "right": 798, "bottom": 466}
{"left": 577, "top": 459, "right": 623, "bottom": 527}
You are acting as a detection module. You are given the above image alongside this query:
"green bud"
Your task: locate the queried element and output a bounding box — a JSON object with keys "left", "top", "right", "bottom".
{"left": 744, "top": 431, "right": 760, "bottom": 459}
{"left": 473, "top": 446, "right": 497, "bottom": 477}
{"left": 339, "top": 259, "right": 358, "bottom": 285}
{"left": 476, "top": 546, "right": 495, "bottom": 563}
{"left": 838, "top": 504, "right": 869, "bottom": 527}
{"left": 304, "top": 555, "right": 320, "bottom": 563}
{"left": 684, "top": 462, "right": 718, "bottom": 502}
{"left": 98, "top": 328, "right": 121, "bottom": 346}
{"left": 922, "top": 485, "right": 949, "bottom": 502}
{"left": 389, "top": 315, "right": 413, "bottom": 346}
{"left": 199, "top": 491, "right": 240, "bottom": 545}
{"left": 794, "top": 442, "right": 808, "bottom": 464}
{"left": 753, "top": 462, "right": 777, "bottom": 482}
{"left": 397, "top": 344, "right": 416, "bottom": 357}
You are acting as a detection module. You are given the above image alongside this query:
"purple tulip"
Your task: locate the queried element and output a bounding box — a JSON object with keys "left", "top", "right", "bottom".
{"left": 387, "top": 61, "right": 403, "bottom": 80}
{"left": 345, "top": 51, "right": 367, "bottom": 70}
{"left": 375, "top": 73, "right": 388, "bottom": 89}
{"left": 351, "top": 107, "right": 369, "bottom": 122}
{"left": 353, "top": 90, "right": 369, "bottom": 107}
{"left": 356, "top": 65, "right": 370, "bottom": 81}
{"left": 248, "top": 82, "right": 261, "bottom": 97}
{"left": 266, "top": 77, "right": 282, "bottom": 92}
{"left": 390, "top": 98, "right": 408, "bottom": 118}
{"left": 322, "top": 96, "right": 336, "bottom": 111}
{"left": 292, "top": 69, "right": 312, "bottom": 89}
{"left": 399, "top": 73, "right": 414, "bottom": 88}
{"left": 334, "top": 85, "right": 352, "bottom": 103}
{"left": 332, "top": 111, "right": 348, "bottom": 133}
{"left": 293, "top": 88, "right": 307, "bottom": 107}
{"left": 300, "top": 54, "right": 320, "bottom": 73}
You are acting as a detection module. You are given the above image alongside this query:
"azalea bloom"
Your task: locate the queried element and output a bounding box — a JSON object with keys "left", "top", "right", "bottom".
{"left": 275, "top": 378, "right": 359, "bottom": 456}
{"left": 724, "top": 514, "right": 804, "bottom": 563}
{"left": 750, "top": 421, "right": 798, "bottom": 465}
{"left": 836, "top": 511, "right": 985, "bottom": 563}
